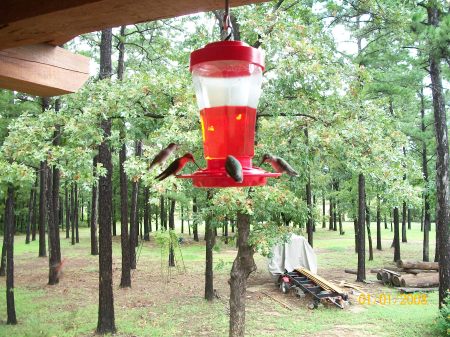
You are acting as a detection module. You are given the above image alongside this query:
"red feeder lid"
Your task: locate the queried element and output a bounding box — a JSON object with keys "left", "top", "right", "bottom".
{"left": 190, "top": 41, "right": 265, "bottom": 72}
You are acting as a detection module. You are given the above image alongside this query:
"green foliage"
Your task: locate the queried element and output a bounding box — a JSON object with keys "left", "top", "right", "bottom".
{"left": 438, "top": 291, "right": 450, "bottom": 335}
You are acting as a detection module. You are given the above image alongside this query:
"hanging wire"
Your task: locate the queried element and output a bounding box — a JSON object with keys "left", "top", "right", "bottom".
{"left": 222, "top": 0, "right": 233, "bottom": 41}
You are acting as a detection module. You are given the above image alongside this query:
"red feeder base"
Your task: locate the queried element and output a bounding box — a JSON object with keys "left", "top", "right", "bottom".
{"left": 177, "top": 158, "right": 280, "bottom": 188}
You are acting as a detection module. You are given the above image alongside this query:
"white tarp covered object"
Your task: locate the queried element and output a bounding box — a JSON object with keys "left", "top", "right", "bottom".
{"left": 268, "top": 234, "right": 317, "bottom": 275}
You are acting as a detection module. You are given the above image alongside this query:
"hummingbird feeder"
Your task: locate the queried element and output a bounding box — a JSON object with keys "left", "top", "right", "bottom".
{"left": 177, "top": 9, "right": 280, "bottom": 187}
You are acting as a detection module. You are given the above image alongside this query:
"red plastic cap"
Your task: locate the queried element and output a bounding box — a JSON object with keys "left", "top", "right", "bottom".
{"left": 190, "top": 41, "right": 265, "bottom": 72}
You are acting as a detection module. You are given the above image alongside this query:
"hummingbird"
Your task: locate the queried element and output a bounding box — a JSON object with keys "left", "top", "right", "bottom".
{"left": 225, "top": 155, "right": 243, "bottom": 183}
{"left": 155, "top": 153, "right": 200, "bottom": 181}
{"left": 149, "top": 143, "right": 178, "bottom": 170}
{"left": 259, "top": 154, "right": 299, "bottom": 177}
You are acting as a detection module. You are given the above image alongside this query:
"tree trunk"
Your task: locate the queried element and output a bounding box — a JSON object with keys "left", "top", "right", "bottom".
{"left": 193, "top": 197, "right": 199, "bottom": 242}
{"left": 31, "top": 173, "right": 38, "bottom": 241}
{"left": 25, "top": 178, "right": 36, "bottom": 244}
{"left": 119, "top": 141, "right": 131, "bottom": 288}
{"left": 71, "top": 185, "right": 75, "bottom": 245}
{"left": 38, "top": 161, "right": 47, "bottom": 257}
{"left": 393, "top": 207, "right": 401, "bottom": 262}
{"left": 160, "top": 196, "right": 165, "bottom": 230}
{"left": 322, "top": 193, "right": 326, "bottom": 228}
{"left": 229, "top": 212, "right": 256, "bottom": 337}
{"left": 354, "top": 217, "right": 358, "bottom": 253}
{"left": 401, "top": 201, "right": 407, "bottom": 243}
{"left": 356, "top": 173, "right": 365, "bottom": 282}
{"left": 169, "top": 199, "right": 176, "bottom": 267}
{"left": 0, "top": 238, "right": 5, "bottom": 276}
{"left": 96, "top": 27, "right": 116, "bottom": 334}
{"left": 306, "top": 177, "right": 313, "bottom": 247}
{"left": 143, "top": 187, "right": 150, "bottom": 241}
{"left": 65, "top": 182, "right": 70, "bottom": 239}
{"left": 366, "top": 201, "right": 373, "bottom": 261}
{"left": 328, "top": 197, "right": 333, "bottom": 230}
{"left": 47, "top": 167, "right": 61, "bottom": 285}
{"left": 181, "top": 205, "right": 184, "bottom": 234}
{"left": 91, "top": 156, "right": 99, "bottom": 256}
{"left": 376, "top": 195, "right": 382, "bottom": 250}
{"left": 5, "top": 185, "right": 17, "bottom": 324}
{"left": 421, "top": 90, "right": 431, "bottom": 262}
{"left": 75, "top": 183, "right": 79, "bottom": 243}
{"left": 129, "top": 140, "right": 142, "bottom": 269}
{"left": 428, "top": 3, "right": 450, "bottom": 307}
{"left": 205, "top": 191, "right": 215, "bottom": 301}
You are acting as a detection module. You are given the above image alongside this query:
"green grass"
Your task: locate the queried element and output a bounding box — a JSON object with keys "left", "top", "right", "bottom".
{"left": 0, "top": 222, "right": 443, "bottom": 337}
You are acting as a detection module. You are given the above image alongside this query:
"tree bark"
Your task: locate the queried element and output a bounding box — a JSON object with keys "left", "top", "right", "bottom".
{"left": 401, "top": 201, "right": 407, "bottom": 243}
{"left": 119, "top": 141, "right": 131, "bottom": 288}
{"left": 38, "top": 161, "right": 47, "bottom": 257}
{"left": 428, "top": 3, "right": 450, "bottom": 307}
{"left": 169, "top": 198, "right": 176, "bottom": 267}
{"left": 376, "top": 195, "right": 382, "bottom": 250}
{"left": 0, "top": 238, "right": 5, "bottom": 276}
{"left": 420, "top": 90, "right": 431, "bottom": 262}
{"left": 65, "top": 182, "right": 70, "bottom": 239}
{"left": 322, "top": 193, "right": 326, "bottom": 228}
{"left": 229, "top": 212, "right": 256, "bottom": 337}
{"left": 205, "top": 191, "right": 215, "bottom": 301}
{"left": 75, "top": 183, "right": 79, "bottom": 243}
{"left": 354, "top": 217, "right": 358, "bottom": 253}
{"left": 193, "top": 197, "right": 199, "bottom": 242}
{"left": 130, "top": 140, "right": 142, "bottom": 269}
{"left": 47, "top": 167, "right": 61, "bottom": 285}
{"left": 31, "top": 173, "right": 38, "bottom": 241}
{"left": 5, "top": 185, "right": 17, "bottom": 324}
{"left": 96, "top": 27, "right": 116, "bottom": 334}
{"left": 306, "top": 177, "right": 313, "bottom": 247}
{"left": 25, "top": 178, "right": 37, "bottom": 244}
{"left": 91, "top": 156, "right": 99, "bottom": 256}
{"left": 71, "top": 185, "right": 75, "bottom": 245}
{"left": 143, "top": 187, "right": 150, "bottom": 241}
{"left": 366, "top": 201, "right": 373, "bottom": 261}
{"left": 356, "top": 173, "right": 365, "bottom": 282}
{"left": 393, "top": 207, "right": 401, "bottom": 262}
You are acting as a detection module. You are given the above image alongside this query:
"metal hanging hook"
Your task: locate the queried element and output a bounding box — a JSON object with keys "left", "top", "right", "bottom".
{"left": 221, "top": 0, "right": 233, "bottom": 41}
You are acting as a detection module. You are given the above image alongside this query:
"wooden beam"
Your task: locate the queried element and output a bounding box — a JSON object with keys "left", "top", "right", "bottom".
{"left": 0, "top": 0, "right": 268, "bottom": 50}
{"left": 0, "top": 44, "right": 90, "bottom": 96}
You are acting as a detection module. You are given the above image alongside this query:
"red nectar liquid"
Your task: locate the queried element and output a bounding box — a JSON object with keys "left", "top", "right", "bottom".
{"left": 200, "top": 106, "right": 256, "bottom": 160}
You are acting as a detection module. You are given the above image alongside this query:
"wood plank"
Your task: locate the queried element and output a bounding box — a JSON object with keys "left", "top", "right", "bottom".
{"left": 0, "top": 44, "right": 90, "bottom": 96}
{"left": 0, "top": 0, "right": 269, "bottom": 50}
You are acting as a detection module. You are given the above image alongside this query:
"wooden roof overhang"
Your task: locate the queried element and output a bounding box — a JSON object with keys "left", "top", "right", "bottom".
{"left": 0, "top": 0, "right": 267, "bottom": 96}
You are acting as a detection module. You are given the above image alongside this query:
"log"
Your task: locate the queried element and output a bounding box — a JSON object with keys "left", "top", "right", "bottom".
{"left": 396, "top": 260, "right": 438, "bottom": 270}
{"left": 376, "top": 272, "right": 383, "bottom": 280}
{"left": 344, "top": 269, "right": 357, "bottom": 275}
{"left": 404, "top": 269, "right": 438, "bottom": 275}
{"left": 381, "top": 272, "right": 392, "bottom": 285}
{"left": 391, "top": 275, "right": 402, "bottom": 287}
{"left": 398, "top": 287, "right": 438, "bottom": 293}
{"left": 399, "top": 273, "right": 439, "bottom": 288}
{"left": 382, "top": 268, "right": 401, "bottom": 277}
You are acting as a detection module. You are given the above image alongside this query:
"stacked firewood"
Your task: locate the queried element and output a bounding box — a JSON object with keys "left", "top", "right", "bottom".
{"left": 375, "top": 260, "right": 439, "bottom": 288}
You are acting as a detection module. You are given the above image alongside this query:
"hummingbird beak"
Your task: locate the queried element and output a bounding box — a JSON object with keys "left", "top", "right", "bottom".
{"left": 192, "top": 160, "right": 201, "bottom": 169}
{"left": 258, "top": 159, "right": 264, "bottom": 167}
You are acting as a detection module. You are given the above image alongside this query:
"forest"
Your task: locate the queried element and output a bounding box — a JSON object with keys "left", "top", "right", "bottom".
{"left": 0, "top": 0, "right": 449, "bottom": 336}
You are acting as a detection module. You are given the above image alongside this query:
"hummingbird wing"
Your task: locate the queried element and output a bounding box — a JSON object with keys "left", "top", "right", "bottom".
{"left": 155, "top": 158, "right": 181, "bottom": 181}
{"left": 149, "top": 149, "right": 169, "bottom": 169}
{"left": 277, "top": 157, "right": 299, "bottom": 177}
{"left": 225, "top": 156, "right": 243, "bottom": 183}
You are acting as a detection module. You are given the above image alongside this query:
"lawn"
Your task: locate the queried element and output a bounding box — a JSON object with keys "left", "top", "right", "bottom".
{"left": 0, "top": 221, "right": 443, "bottom": 337}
